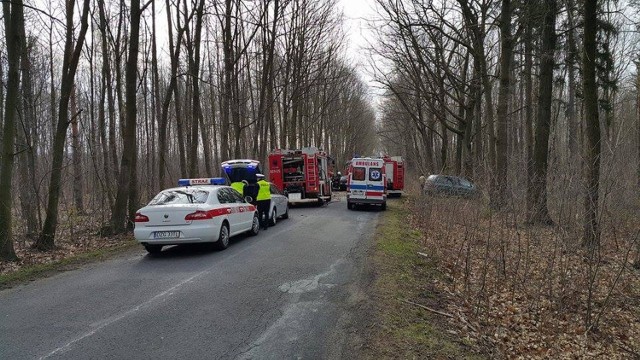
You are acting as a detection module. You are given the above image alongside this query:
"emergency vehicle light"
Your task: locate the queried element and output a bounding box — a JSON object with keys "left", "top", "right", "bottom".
{"left": 178, "top": 178, "right": 226, "bottom": 186}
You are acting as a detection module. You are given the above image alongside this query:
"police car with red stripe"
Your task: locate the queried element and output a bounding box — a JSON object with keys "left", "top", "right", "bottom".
{"left": 346, "top": 157, "right": 387, "bottom": 210}
{"left": 134, "top": 178, "right": 260, "bottom": 254}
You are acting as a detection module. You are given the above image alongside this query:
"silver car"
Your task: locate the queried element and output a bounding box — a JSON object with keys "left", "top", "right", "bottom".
{"left": 268, "top": 183, "right": 290, "bottom": 226}
{"left": 424, "top": 175, "right": 478, "bottom": 197}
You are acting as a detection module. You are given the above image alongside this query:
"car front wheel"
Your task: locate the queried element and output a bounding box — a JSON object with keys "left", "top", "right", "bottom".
{"left": 282, "top": 205, "right": 289, "bottom": 219}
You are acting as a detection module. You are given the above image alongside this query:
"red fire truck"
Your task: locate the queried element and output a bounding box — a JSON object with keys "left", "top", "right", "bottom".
{"left": 383, "top": 155, "right": 405, "bottom": 197}
{"left": 268, "top": 147, "right": 333, "bottom": 204}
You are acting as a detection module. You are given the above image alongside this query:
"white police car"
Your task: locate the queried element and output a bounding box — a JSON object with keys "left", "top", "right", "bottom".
{"left": 134, "top": 178, "right": 260, "bottom": 254}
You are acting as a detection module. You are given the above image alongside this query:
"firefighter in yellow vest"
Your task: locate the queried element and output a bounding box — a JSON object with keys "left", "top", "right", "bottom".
{"left": 256, "top": 174, "right": 271, "bottom": 230}
{"left": 230, "top": 181, "right": 245, "bottom": 196}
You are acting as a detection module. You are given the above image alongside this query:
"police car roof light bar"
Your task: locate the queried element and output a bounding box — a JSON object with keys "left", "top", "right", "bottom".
{"left": 178, "top": 178, "right": 226, "bottom": 186}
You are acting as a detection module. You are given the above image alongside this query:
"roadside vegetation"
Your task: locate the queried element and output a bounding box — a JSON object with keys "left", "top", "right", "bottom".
{"left": 362, "top": 196, "right": 487, "bottom": 359}
{"left": 369, "top": 187, "right": 639, "bottom": 358}
{"left": 0, "top": 212, "right": 134, "bottom": 289}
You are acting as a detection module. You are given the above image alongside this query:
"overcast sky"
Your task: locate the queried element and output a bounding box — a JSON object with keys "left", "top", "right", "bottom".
{"left": 338, "top": 0, "right": 381, "bottom": 104}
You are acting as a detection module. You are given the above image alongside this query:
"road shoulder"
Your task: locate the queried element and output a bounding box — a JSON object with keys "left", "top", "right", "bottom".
{"left": 353, "top": 198, "right": 486, "bottom": 359}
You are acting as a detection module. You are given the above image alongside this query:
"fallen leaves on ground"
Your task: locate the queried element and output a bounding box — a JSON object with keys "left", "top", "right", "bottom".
{"left": 407, "top": 194, "right": 640, "bottom": 359}
{"left": 0, "top": 208, "right": 133, "bottom": 276}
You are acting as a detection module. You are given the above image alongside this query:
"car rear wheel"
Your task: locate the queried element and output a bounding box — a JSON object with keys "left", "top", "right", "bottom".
{"left": 144, "top": 244, "right": 163, "bottom": 254}
{"left": 347, "top": 201, "right": 353, "bottom": 210}
{"left": 249, "top": 214, "right": 260, "bottom": 236}
{"left": 214, "top": 223, "right": 230, "bottom": 250}
{"left": 270, "top": 209, "right": 277, "bottom": 226}
{"left": 381, "top": 202, "right": 387, "bottom": 211}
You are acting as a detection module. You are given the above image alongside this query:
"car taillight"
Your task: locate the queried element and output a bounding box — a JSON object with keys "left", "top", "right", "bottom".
{"left": 134, "top": 213, "right": 149, "bottom": 222}
{"left": 185, "top": 210, "right": 213, "bottom": 221}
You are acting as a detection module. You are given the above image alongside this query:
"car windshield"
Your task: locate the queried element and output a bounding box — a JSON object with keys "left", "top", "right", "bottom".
{"left": 149, "top": 189, "right": 209, "bottom": 205}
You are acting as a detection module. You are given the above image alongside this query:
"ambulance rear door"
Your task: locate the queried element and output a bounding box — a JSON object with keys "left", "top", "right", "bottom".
{"left": 363, "top": 160, "right": 386, "bottom": 203}
{"left": 348, "top": 159, "right": 386, "bottom": 204}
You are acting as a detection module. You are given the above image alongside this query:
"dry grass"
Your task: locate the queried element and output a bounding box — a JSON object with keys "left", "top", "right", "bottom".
{"left": 0, "top": 207, "right": 136, "bottom": 284}
{"left": 408, "top": 191, "right": 640, "bottom": 359}
{"left": 360, "top": 198, "right": 487, "bottom": 359}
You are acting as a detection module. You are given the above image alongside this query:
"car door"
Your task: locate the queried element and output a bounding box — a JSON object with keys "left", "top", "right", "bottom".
{"left": 365, "top": 165, "right": 385, "bottom": 202}
{"left": 216, "top": 188, "right": 242, "bottom": 235}
{"left": 228, "top": 188, "right": 254, "bottom": 231}
{"left": 270, "top": 183, "right": 284, "bottom": 217}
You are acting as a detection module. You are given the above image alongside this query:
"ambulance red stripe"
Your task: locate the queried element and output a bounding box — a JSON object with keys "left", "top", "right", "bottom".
{"left": 365, "top": 191, "right": 385, "bottom": 197}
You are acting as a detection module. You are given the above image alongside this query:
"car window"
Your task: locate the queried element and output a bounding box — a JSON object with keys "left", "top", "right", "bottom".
{"left": 352, "top": 167, "right": 365, "bottom": 181}
{"left": 369, "top": 168, "right": 382, "bottom": 182}
{"left": 459, "top": 179, "right": 472, "bottom": 188}
{"left": 270, "top": 184, "right": 281, "bottom": 195}
{"left": 448, "top": 177, "right": 461, "bottom": 186}
{"left": 149, "top": 189, "right": 209, "bottom": 205}
{"left": 228, "top": 189, "right": 245, "bottom": 203}
{"left": 217, "top": 188, "right": 235, "bottom": 204}
{"left": 434, "top": 176, "right": 449, "bottom": 185}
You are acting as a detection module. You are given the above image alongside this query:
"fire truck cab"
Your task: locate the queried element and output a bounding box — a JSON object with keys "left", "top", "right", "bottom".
{"left": 383, "top": 155, "right": 405, "bottom": 197}
{"left": 347, "top": 157, "right": 387, "bottom": 210}
{"left": 268, "top": 147, "right": 333, "bottom": 204}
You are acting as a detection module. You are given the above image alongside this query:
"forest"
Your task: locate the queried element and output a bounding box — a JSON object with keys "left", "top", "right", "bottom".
{"left": 0, "top": 0, "right": 378, "bottom": 259}
{"left": 373, "top": 0, "right": 640, "bottom": 356}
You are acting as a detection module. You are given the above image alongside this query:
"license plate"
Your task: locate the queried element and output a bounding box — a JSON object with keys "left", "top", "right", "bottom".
{"left": 352, "top": 190, "right": 364, "bottom": 195}
{"left": 153, "top": 231, "right": 180, "bottom": 239}
{"left": 288, "top": 193, "right": 302, "bottom": 200}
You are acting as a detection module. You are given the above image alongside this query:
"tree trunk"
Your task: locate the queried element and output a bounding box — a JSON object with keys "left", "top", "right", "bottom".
{"left": 70, "top": 86, "right": 85, "bottom": 214}
{"left": 566, "top": 0, "right": 578, "bottom": 159}
{"left": 98, "top": 1, "right": 113, "bottom": 206}
{"left": 582, "top": 0, "right": 600, "bottom": 248}
{"left": 36, "top": 0, "right": 91, "bottom": 250}
{"left": 0, "top": 0, "right": 24, "bottom": 261}
{"left": 188, "top": 0, "right": 206, "bottom": 178}
{"left": 111, "top": 0, "right": 143, "bottom": 233}
{"left": 18, "top": 32, "right": 40, "bottom": 238}
{"left": 524, "top": 2, "right": 535, "bottom": 218}
{"left": 493, "top": 0, "right": 513, "bottom": 209}
{"left": 529, "top": 0, "right": 556, "bottom": 225}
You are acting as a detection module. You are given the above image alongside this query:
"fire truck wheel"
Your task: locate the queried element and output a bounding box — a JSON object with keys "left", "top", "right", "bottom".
{"left": 282, "top": 205, "right": 289, "bottom": 219}
{"left": 270, "top": 210, "right": 277, "bottom": 226}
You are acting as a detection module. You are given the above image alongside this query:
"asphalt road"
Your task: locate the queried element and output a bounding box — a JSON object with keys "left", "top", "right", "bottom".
{"left": 0, "top": 195, "right": 380, "bottom": 360}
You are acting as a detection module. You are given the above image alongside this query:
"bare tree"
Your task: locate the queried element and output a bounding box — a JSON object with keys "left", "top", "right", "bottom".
{"left": 493, "top": 0, "right": 514, "bottom": 208}
{"left": 111, "top": 0, "right": 149, "bottom": 233}
{"left": 528, "top": 0, "right": 556, "bottom": 225}
{"left": 35, "top": 0, "right": 91, "bottom": 250}
{"left": 0, "top": 0, "right": 25, "bottom": 261}
{"left": 582, "top": 0, "right": 601, "bottom": 248}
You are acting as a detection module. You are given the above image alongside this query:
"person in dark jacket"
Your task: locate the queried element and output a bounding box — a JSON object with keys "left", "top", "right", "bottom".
{"left": 256, "top": 174, "right": 271, "bottom": 230}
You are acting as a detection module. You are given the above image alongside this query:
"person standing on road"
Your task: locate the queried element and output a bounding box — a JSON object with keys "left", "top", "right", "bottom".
{"left": 256, "top": 174, "right": 271, "bottom": 230}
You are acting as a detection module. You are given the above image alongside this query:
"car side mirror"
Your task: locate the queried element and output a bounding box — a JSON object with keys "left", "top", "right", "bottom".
{"left": 244, "top": 196, "right": 253, "bottom": 203}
